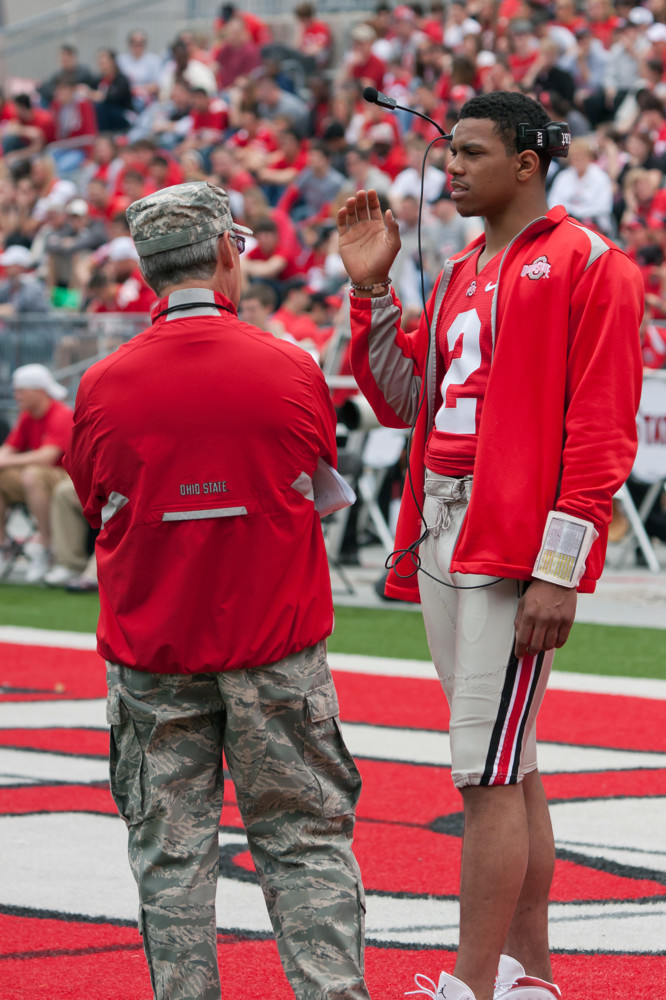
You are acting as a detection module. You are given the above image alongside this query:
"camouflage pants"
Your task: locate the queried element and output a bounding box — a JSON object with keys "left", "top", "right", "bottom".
{"left": 106, "top": 642, "right": 370, "bottom": 1000}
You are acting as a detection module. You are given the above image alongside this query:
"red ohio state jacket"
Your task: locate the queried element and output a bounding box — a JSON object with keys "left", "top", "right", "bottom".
{"left": 350, "top": 207, "right": 644, "bottom": 601}
{"left": 65, "top": 289, "right": 337, "bottom": 674}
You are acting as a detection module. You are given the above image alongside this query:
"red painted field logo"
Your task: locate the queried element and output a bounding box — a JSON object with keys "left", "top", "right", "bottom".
{"left": 521, "top": 256, "right": 551, "bottom": 280}
{"left": 2, "top": 637, "right": 666, "bottom": 1000}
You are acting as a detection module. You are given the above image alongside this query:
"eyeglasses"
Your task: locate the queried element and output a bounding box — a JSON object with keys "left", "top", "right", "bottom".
{"left": 218, "top": 232, "right": 246, "bottom": 254}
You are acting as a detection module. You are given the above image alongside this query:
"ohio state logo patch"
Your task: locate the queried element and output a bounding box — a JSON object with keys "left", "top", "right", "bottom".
{"left": 466, "top": 280, "right": 477, "bottom": 297}
{"left": 521, "top": 255, "right": 551, "bottom": 280}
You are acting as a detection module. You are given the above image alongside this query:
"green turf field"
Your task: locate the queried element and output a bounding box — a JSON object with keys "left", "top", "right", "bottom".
{"left": 0, "top": 583, "right": 664, "bottom": 679}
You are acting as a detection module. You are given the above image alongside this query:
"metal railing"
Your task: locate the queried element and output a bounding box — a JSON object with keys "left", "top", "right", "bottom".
{"left": 0, "top": 312, "right": 149, "bottom": 423}
{"left": 0, "top": 310, "right": 361, "bottom": 426}
{"left": 0, "top": 0, "right": 373, "bottom": 86}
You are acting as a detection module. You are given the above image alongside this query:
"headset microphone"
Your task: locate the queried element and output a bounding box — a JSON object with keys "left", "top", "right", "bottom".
{"left": 362, "top": 86, "right": 452, "bottom": 140}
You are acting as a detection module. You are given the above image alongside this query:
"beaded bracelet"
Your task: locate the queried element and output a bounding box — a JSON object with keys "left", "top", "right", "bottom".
{"left": 350, "top": 277, "right": 392, "bottom": 296}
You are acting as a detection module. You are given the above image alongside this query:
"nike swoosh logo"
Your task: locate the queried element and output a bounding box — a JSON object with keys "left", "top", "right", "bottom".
{"left": 485, "top": 282, "right": 497, "bottom": 292}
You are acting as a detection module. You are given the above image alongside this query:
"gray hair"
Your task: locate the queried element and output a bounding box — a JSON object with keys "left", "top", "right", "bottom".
{"left": 139, "top": 234, "right": 219, "bottom": 295}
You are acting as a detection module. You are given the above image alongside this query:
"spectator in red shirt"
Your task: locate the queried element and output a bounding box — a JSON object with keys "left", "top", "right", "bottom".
{"left": 408, "top": 80, "right": 450, "bottom": 143}
{"left": 1, "top": 94, "right": 55, "bottom": 161}
{"left": 98, "top": 235, "right": 158, "bottom": 312}
{"left": 256, "top": 127, "right": 309, "bottom": 205}
{"left": 214, "top": 16, "right": 263, "bottom": 91}
{"left": 636, "top": 92, "right": 666, "bottom": 158}
{"left": 227, "top": 101, "right": 278, "bottom": 171}
{"left": 338, "top": 22, "right": 387, "bottom": 91}
{"left": 147, "top": 153, "right": 185, "bottom": 190}
{"left": 586, "top": 0, "right": 623, "bottom": 48}
{"left": 87, "top": 176, "right": 128, "bottom": 223}
{"left": 618, "top": 216, "right": 651, "bottom": 263}
{"left": 553, "top": 0, "right": 588, "bottom": 37}
{"left": 637, "top": 241, "right": 666, "bottom": 320}
{"left": 294, "top": 2, "right": 334, "bottom": 68}
{"left": 207, "top": 144, "right": 256, "bottom": 196}
{"left": 243, "top": 217, "right": 309, "bottom": 289}
{"left": 50, "top": 80, "right": 98, "bottom": 175}
{"left": 188, "top": 87, "right": 229, "bottom": 142}
{"left": 239, "top": 280, "right": 287, "bottom": 337}
{"left": 213, "top": 2, "right": 272, "bottom": 47}
{"left": 272, "top": 277, "right": 331, "bottom": 355}
{"left": 241, "top": 185, "right": 304, "bottom": 256}
{"left": 620, "top": 165, "right": 662, "bottom": 228}
{"left": 365, "top": 121, "right": 409, "bottom": 179}
{"left": 51, "top": 81, "right": 98, "bottom": 144}
{"left": 422, "top": 0, "right": 447, "bottom": 44}
{"left": 2, "top": 174, "right": 41, "bottom": 245}
{"left": 0, "top": 364, "right": 73, "bottom": 582}
{"left": 79, "top": 134, "right": 123, "bottom": 191}
{"left": 108, "top": 139, "right": 159, "bottom": 200}
{"left": 0, "top": 87, "right": 16, "bottom": 126}
{"left": 176, "top": 89, "right": 229, "bottom": 165}
{"left": 507, "top": 18, "right": 541, "bottom": 81}
{"left": 120, "top": 169, "right": 151, "bottom": 206}
{"left": 358, "top": 98, "right": 402, "bottom": 146}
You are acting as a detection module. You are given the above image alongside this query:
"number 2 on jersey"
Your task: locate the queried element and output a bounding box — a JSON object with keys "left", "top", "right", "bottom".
{"left": 434, "top": 308, "right": 482, "bottom": 435}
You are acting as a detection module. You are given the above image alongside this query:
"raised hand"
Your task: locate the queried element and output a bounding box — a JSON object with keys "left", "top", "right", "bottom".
{"left": 337, "top": 188, "right": 401, "bottom": 288}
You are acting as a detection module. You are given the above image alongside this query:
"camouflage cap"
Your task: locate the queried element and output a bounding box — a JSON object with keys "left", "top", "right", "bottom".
{"left": 126, "top": 181, "right": 252, "bottom": 257}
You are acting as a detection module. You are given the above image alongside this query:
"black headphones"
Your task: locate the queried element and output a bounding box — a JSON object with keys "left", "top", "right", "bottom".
{"left": 516, "top": 121, "right": 571, "bottom": 157}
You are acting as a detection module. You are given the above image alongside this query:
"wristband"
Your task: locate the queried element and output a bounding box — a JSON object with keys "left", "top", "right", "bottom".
{"left": 532, "top": 510, "right": 599, "bottom": 588}
{"left": 350, "top": 277, "right": 392, "bottom": 296}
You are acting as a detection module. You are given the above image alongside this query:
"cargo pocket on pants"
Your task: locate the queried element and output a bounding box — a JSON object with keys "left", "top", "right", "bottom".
{"left": 304, "top": 679, "right": 362, "bottom": 818}
{"left": 108, "top": 691, "right": 150, "bottom": 827}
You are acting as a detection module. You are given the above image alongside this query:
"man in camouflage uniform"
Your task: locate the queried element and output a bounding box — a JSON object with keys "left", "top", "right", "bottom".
{"left": 65, "top": 181, "right": 370, "bottom": 1000}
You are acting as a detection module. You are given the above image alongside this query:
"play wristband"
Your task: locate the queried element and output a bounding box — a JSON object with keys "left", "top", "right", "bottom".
{"left": 532, "top": 510, "right": 599, "bottom": 588}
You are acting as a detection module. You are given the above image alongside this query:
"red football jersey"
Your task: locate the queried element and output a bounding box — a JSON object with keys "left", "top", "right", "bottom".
{"left": 425, "top": 248, "right": 500, "bottom": 476}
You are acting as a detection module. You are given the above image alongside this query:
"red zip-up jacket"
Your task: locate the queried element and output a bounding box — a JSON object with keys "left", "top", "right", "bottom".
{"left": 65, "top": 289, "right": 336, "bottom": 674}
{"left": 350, "top": 207, "right": 644, "bottom": 600}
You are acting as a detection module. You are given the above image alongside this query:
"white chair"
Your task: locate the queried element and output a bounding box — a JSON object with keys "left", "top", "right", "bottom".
{"left": 0, "top": 504, "right": 39, "bottom": 582}
{"left": 613, "top": 371, "right": 666, "bottom": 572}
{"left": 356, "top": 427, "right": 407, "bottom": 555}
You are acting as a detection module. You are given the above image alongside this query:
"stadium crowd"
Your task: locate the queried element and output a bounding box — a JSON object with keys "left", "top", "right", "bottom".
{"left": 1, "top": 0, "right": 666, "bottom": 585}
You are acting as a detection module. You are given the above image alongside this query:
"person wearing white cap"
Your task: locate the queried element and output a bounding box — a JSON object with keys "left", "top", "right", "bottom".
{"left": 647, "top": 20, "right": 666, "bottom": 45}
{"left": 0, "top": 245, "right": 50, "bottom": 315}
{"left": 0, "top": 364, "right": 73, "bottom": 582}
{"left": 101, "top": 235, "right": 157, "bottom": 312}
